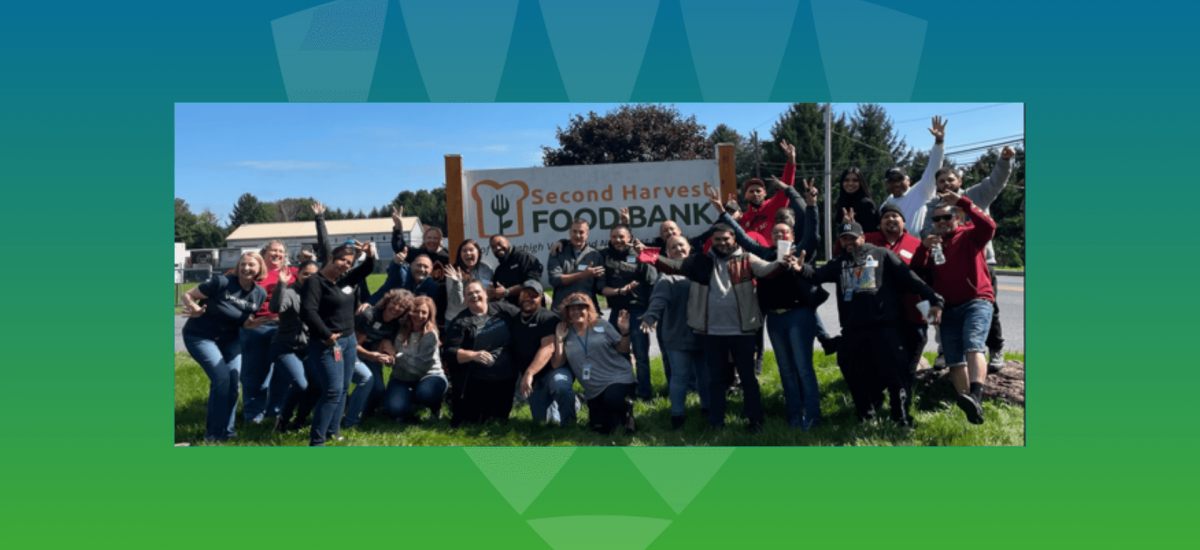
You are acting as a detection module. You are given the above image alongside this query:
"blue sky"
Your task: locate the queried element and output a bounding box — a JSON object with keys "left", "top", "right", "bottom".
{"left": 175, "top": 102, "right": 1023, "bottom": 221}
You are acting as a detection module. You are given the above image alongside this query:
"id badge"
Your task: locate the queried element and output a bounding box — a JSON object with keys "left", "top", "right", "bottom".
{"left": 333, "top": 346, "right": 343, "bottom": 362}
{"left": 844, "top": 289, "right": 854, "bottom": 302}
{"left": 582, "top": 360, "right": 593, "bottom": 381}
{"left": 626, "top": 255, "right": 636, "bottom": 263}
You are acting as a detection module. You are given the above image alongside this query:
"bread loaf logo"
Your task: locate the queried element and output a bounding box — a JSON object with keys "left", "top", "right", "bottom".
{"left": 471, "top": 180, "right": 530, "bottom": 238}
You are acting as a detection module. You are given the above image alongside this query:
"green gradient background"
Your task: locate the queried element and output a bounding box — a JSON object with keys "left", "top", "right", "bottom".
{"left": 4, "top": 0, "right": 1194, "bottom": 547}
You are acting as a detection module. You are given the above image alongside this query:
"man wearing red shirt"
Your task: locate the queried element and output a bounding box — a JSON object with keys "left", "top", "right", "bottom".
{"left": 863, "top": 202, "right": 928, "bottom": 425}
{"left": 911, "top": 191, "right": 996, "bottom": 425}
{"left": 738, "top": 140, "right": 798, "bottom": 237}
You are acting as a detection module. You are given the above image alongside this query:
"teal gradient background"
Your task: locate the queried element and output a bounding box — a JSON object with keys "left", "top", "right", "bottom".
{"left": 4, "top": 0, "right": 1195, "bottom": 547}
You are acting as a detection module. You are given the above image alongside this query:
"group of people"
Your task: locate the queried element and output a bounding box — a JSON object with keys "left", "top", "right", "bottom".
{"left": 179, "top": 116, "right": 1017, "bottom": 444}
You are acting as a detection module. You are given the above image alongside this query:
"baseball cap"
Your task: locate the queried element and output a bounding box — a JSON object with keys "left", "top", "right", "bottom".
{"left": 560, "top": 294, "right": 593, "bottom": 310}
{"left": 838, "top": 222, "right": 864, "bottom": 238}
{"left": 885, "top": 167, "right": 906, "bottom": 181}
{"left": 521, "top": 280, "right": 544, "bottom": 295}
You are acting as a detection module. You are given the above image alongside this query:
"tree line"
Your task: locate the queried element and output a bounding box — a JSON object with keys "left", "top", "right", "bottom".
{"left": 176, "top": 103, "right": 1023, "bottom": 265}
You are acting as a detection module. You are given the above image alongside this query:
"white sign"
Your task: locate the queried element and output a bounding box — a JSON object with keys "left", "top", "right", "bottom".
{"left": 461, "top": 160, "right": 721, "bottom": 260}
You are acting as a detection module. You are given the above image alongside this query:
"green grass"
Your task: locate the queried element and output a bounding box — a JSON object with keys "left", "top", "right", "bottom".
{"left": 175, "top": 350, "right": 1024, "bottom": 447}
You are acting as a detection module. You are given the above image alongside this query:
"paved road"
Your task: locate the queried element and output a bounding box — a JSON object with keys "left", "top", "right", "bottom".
{"left": 174, "top": 275, "right": 1024, "bottom": 356}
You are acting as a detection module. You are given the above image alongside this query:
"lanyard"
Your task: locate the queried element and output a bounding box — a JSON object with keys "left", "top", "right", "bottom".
{"left": 573, "top": 328, "right": 589, "bottom": 356}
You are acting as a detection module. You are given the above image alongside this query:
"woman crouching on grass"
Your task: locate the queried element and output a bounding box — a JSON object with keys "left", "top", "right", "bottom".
{"left": 342, "top": 289, "right": 413, "bottom": 430}
{"left": 269, "top": 260, "right": 321, "bottom": 433}
{"left": 445, "top": 280, "right": 518, "bottom": 427}
{"left": 385, "top": 296, "right": 447, "bottom": 423}
{"left": 180, "top": 252, "right": 268, "bottom": 443}
{"left": 300, "top": 242, "right": 375, "bottom": 446}
{"left": 552, "top": 294, "right": 636, "bottom": 434}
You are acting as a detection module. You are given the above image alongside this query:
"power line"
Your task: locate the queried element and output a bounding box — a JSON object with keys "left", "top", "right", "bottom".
{"left": 893, "top": 103, "right": 1010, "bottom": 124}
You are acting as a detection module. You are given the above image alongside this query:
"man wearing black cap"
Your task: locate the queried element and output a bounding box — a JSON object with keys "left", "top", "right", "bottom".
{"left": 507, "top": 280, "right": 573, "bottom": 427}
{"left": 790, "top": 221, "right": 944, "bottom": 426}
{"left": 863, "top": 203, "right": 932, "bottom": 421}
{"left": 881, "top": 116, "right": 948, "bottom": 234}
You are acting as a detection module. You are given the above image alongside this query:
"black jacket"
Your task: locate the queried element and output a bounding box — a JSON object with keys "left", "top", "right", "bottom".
{"left": 834, "top": 192, "right": 879, "bottom": 234}
{"left": 798, "top": 243, "right": 941, "bottom": 331}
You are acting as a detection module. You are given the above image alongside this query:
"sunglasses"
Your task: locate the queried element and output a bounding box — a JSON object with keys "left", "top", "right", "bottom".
{"left": 931, "top": 214, "right": 955, "bottom": 222}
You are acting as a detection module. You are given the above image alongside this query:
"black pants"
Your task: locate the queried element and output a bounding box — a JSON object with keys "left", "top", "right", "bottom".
{"left": 588, "top": 383, "right": 634, "bottom": 434}
{"left": 985, "top": 265, "right": 1004, "bottom": 351}
{"left": 704, "top": 334, "right": 762, "bottom": 427}
{"left": 839, "top": 326, "right": 910, "bottom": 422}
{"left": 451, "top": 376, "right": 516, "bottom": 427}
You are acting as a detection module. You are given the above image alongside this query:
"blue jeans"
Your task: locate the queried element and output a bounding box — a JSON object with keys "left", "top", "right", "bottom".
{"left": 657, "top": 330, "right": 672, "bottom": 385}
{"left": 183, "top": 333, "right": 242, "bottom": 442}
{"left": 239, "top": 324, "right": 277, "bottom": 422}
{"left": 528, "top": 367, "right": 576, "bottom": 427}
{"left": 307, "top": 335, "right": 358, "bottom": 446}
{"left": 942, "top": 300, "right": 994, "bottom": 368}
{"left": 664, "top": 348, "right": 707, "bottom": 416}
{"left": 343, "top": 357, "right": 385, "bottom": 428}
{"left": 270, "top": 342, "right": 307, "bottom": 420}
{"left": 610, "top": 309, "right": 651, "bottom": 399}
{"left": 766, "top": 308, "right": 821, "bottom": 427}
{"left": 385, "top": 376, "right": 448, "bottom": 421}
{"left": 703, "top": 334, "right": 761, "bottom": 427}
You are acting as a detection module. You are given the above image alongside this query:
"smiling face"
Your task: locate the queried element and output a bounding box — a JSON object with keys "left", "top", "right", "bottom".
{"left": 262, "top": 242, "right": 287, "bottom": 269}
{"left": 490, "top": 236, "right": 511, "bottom": 260}
{"left": 566, "top": 304, "right": 589, "bottom": 326}
{"left": 385, "top": 296, "right": 409, "bottom": 319}
{"left": 771, "top": 223, "right": 792, "bottom": 245}
{"left": 659, "top": 220, "right": 681, "bottom": 243}
{"left": 329, "top": 253, "right": 355, "bottom": 278}
{"left": 881, "top": 211, "right": 905, "bottom": 237}
{"left": 838, "top": 234, "right": 865, "bottom": 255}
{"left": 886, "top": 176, "right": 909, "bottom": 198}
{"left": 518, "top": 287, "right": 542, "bottom": 314}
{"left": 712, "top": 231, "right": 735, "bottom": 255}
{"left": 423, "top": 228, "right": 443, "bottom": 252}
{"left": 667, "top": 236, "right": 690, "bottom": 259}
{"left": 465, "top": 281, "right": 488, "bottom": 311}
{"left": 936, "top": 171, "right": 961, "bottom": 194}
{"left": 408, "top": 302, "right": 430, "bottom": 328}
{"left": 237, "top": 255, "right": 262, "bottom": 282}
{"left": 459, "top": 242, "right": 480, "bottom": 268}
{"left": 569, "top": 222, "right": 589, "bottom": 250}
{"left": 296, "top": 264, "right": 319, "bottom": 285}
{"left": 842, "top": 173, "right": 862, "bottom": 194}
{"left": 412, "top": 256, "right": 433, "bottom": 281}
{"left": 609, "top": 227, "right": 632, "bottom": 253}
{"left": 932, "top": 205, "right": 959, "bottom": 236}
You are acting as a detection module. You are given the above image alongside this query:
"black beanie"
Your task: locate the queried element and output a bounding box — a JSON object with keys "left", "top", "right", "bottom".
{"left": 880, "top": 202, "right": 905, "bottom": 222}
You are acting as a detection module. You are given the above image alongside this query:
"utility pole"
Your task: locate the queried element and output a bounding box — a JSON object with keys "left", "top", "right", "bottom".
{"left": 824, "top": 103, "right": 832, "bottom": 261}
{"left": 752, "top": 130, "right": 761, "bottom": 179}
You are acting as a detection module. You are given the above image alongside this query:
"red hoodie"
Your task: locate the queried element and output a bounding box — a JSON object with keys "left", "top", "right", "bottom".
{"left": 865, "top": 229, "right": 925, "bottom": 324}
{"left": 911, "top": 196, "right": 995, "bottom": 305}
{"left": 739, "top": 162, "right": 796, "bottom": 237}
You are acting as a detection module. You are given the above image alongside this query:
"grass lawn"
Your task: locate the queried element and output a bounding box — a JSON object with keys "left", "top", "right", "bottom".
{"left": 174, "top": 349, "right": 1024, "bottom": 447}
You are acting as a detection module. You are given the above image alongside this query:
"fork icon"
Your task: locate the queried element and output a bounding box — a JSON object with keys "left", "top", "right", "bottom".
{"left": 491, "top": 195, "right": 514, "bottom": 234}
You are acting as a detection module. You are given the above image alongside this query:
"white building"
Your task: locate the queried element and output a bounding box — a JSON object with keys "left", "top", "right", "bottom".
{"left": 224, "top": 217, "right": 424, "bottom": 270}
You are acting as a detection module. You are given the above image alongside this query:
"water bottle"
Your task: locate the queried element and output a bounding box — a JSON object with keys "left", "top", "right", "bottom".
{"left": 932, "top": 243, "right": 946, "bottom": 266}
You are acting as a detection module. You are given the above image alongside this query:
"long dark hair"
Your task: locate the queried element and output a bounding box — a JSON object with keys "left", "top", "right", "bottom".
{"left": 454, "top": 239, "right": 484, "bottom": 282}
{"left": 836, "top": 167, "right": 872, "bottom": 202}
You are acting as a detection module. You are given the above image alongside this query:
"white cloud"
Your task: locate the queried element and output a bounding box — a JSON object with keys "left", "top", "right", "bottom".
{"left": 236, "top": 161, "right": 350, "bottom": 170}
{"left": 481, "top": 145, "right": 508, "bottom": 153}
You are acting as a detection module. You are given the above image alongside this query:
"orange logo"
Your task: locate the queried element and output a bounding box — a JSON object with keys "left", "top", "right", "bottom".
{"left": 470, "top": 180, "right": 530, "bottom": 238}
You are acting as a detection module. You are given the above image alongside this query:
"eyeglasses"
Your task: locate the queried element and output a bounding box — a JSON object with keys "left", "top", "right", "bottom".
{"left": 931, "top": 215, "right": 954, "bottom": 222}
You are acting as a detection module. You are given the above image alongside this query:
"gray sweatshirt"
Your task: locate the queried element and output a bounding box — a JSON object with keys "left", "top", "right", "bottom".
{"left": 268, "top": 278, "right": 307, "bottom": 348}
{"left": 919, "top": 156, "right": 1014, "bottom": 265}
{"left": 390, "top": 331, "right": 444, "bottom": 382}
{"left": 446, "top": 263, "right": 495, "bottom": 322}
{"left": 641, "top": 274, "right": 699, "bottom": 351}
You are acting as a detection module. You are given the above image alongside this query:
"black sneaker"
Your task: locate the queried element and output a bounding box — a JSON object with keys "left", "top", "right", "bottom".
{"left": 933, "top": 353, "right": 947, "bottom": 369}
{"left": 670, "top": 416, "right": 685, "bottom": 431}
{"left": 955, "top": 393, "right": 985, "bottom": 425}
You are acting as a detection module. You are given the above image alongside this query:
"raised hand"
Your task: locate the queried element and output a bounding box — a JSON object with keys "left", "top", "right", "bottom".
{"left": 619, "top": 207, "right": 631, "bottom": 226}
{"left": 842, "top": 207, "right": 855, "bottom": 223}
{"left": 802, "top": 178, "right": 818, "bottom": 206}
{"left": 617, "top": 310, "right": 631, "bottom": 335}
{"left": 311, "top": 201, "right": 326, "bottom": 216}
{"left": 780, "top": 139, "right": 796, "bottom": 162}
{"left": 1001, "top": 146, "right": 1016, "bottom": 160}
{"left": 555, "top": 322, "right": 570, "bottom": 342}
{"left": 766, "top": 175, "right": 787, "bottom": 191}
{"left": 936, "top": 189, "right": 963, "bottom": 206}
{"left": 443, "top": 264, "right": 460, "bottom": 281}
{"left": 706, "top": 186, "right": 724, "bottom": 213}
{"left": 631, "top": 239, "right": 645, "bottom": 253}
{"left": 921, "top": 234, "right": 944, "bottom": 249}
{"left": 278, "top": 267, "right": 292, "bottom": 286}
{"left": 391, "top": 205, "right": 404, "bottom": 228}
{"left": 929, "top": 116, "right": 948, "bottom": 143}
{"left": 298, "top": 250, "right": 315, "bottom": 263}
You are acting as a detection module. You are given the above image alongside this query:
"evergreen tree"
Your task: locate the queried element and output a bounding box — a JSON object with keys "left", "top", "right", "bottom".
{"left": 229, "top": 193, "right": 275, "bottom": 229}
{"left": 542, "top": 104, "right": 713, "bottom": 166}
